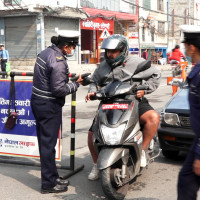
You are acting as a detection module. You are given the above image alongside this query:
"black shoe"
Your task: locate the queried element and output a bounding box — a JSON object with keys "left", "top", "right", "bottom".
{"left": 41, "top": 184, "right": 68, "bottom": 194}
{"left": 56, "top": 178, "right": 69, "bottom": 186}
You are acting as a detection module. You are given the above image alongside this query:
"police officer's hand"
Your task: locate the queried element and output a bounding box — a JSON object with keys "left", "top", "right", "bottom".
{"left": 136, "top": 90, "right": 145, "bottom": 98}
{"left": 85, "top": 92, "right": 96, "bottom": 102}
{"left": 193, "top": 159, "right": 200, "bottom": 175}
{"left": 76, "top": 75, "right": 84, "bottom": 85}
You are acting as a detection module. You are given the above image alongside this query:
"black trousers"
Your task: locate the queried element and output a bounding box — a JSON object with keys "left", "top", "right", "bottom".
{"left": 31, "top": 96, "right": 62, "bottom": 189}
{"left": 178, "top": 137, "right": 200, "bottom": 200}
{"left": 1, "top": 59, "right": 7, "bottom": 78}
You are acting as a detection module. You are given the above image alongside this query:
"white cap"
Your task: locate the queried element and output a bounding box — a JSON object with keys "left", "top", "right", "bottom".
{"left": 56, "top": 30, "right": 80, "bottom": 38}
{"left": 180, "top": 25, "right": 200, "bottom": 33}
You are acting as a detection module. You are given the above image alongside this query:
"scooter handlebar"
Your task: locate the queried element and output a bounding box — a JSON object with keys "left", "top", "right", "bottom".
{"left": 70, "top": 73, "right": 91, "bottom": 82}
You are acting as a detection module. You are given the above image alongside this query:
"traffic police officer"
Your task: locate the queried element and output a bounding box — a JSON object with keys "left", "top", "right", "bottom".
{"left": 178, "top": 25, "right": 200, "bottom": 200}
{"left": 31, "top": 30, "right": 83, "bottom": 194}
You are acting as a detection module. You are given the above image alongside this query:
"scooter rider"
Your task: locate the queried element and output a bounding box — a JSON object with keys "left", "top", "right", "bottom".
{"left": 85, "top": 34, "right": 161, "bottom": 180}
{"left": 169, "top": 44, "right": 186, "bottom": 64}
{"left": 31, "top": 30, "right": 83, "bottom": 193}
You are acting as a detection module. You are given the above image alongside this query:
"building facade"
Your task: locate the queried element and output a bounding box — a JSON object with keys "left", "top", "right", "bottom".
{"left": 168, "top": 0, "right": 200, "bottom": 52}
{"left": 0, "top": 0, "right": 86, "bottom": 64}
{"left": 138, "top": 0, "right": 168, "bottom": 62}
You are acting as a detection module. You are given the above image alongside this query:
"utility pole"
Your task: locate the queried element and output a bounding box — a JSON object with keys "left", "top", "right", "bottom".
{"left": 167, "top": 0, "right": 169, "bottom": 48}
{"left": 138, "top": 0, "right": 141, "bottom": 57}
{"left": 188, "top": 0, "right": 191, "bottom": 25}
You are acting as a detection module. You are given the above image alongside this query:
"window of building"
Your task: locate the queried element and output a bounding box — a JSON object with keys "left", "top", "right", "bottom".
{"left": 157, "top": 0, "right": 164, "bottom": 11}
{"left": 158, "top": 21, "right": 165, "bottom": 34}
{"left": 142, "top": 26, "right": 145, "bottom": 42}
{"left": 4, "top": 0, "right": 21, "bottom": 6}
{"left": 143, "top": 0, "right": 151, "bottom": 10}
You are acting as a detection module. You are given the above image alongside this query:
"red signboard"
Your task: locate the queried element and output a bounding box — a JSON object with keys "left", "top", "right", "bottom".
{"left": 81, "top": 17, "right": 114, "bottom": 31}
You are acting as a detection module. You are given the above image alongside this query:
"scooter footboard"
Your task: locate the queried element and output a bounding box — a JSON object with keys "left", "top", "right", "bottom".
{"left": 97, "top": 148, "right": 129, "bottom": 170}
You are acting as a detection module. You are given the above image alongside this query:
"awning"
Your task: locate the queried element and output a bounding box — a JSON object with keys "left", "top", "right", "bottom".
{"left": 82, "top": 7, "right": 138, "bottom": 22}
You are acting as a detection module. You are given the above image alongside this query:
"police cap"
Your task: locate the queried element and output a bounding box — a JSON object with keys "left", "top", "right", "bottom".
{"left": 57, "top": 30, "right": 80, "bottom": 46}
{"left": 180, "top": 25, "right": 200, "bottom": 44}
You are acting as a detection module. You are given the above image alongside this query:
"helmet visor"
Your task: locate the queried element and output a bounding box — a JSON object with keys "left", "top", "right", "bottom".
{"left": 101, "top": 38, "right": 123, "bottom": 50}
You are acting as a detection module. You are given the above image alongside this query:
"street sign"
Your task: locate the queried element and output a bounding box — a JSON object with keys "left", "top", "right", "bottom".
{"left": 100, "top": 28, "right": 111, "bottom": 39}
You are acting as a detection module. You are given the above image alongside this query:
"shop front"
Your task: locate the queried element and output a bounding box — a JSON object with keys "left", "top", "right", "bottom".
{"left": 81, "top": 7, "right": 138, "bottom": 64}
{"left": 81, "top": 17, "right": 114, "bottom": 64}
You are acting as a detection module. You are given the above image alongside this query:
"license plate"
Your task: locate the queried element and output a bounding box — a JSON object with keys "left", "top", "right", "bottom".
{"left": 102, "top": 104, "right": 129, "bottom": 110}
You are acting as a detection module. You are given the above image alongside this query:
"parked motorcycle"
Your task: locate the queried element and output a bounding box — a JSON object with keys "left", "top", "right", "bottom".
{"left": 86, "top": 64, "right": 160, "bottom": 200}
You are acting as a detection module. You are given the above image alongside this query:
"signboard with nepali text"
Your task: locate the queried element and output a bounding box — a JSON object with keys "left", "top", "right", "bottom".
{"left": 81, "top": 17, "right": 114, "bottom": 31}
{"left": 0, "top": 79, "right": 61, "bottom": 160}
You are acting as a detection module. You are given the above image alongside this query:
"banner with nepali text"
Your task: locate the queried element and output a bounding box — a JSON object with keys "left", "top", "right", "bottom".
{"left": 0, "top": 79, "right": 61, "bottom": 160}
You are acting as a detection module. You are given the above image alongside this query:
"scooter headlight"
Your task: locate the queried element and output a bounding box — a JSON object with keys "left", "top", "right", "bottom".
{"left": 101, "top": 124, "right": 126, "bottom": 145}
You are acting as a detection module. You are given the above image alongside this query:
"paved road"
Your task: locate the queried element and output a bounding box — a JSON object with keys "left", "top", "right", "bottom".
{"left": 0, "top": 65, "right": 198, "bottom": 200}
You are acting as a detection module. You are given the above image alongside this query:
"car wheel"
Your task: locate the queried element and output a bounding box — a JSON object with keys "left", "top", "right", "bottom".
{"left": 162, "top": 150, "right": 179, "bottom": 159}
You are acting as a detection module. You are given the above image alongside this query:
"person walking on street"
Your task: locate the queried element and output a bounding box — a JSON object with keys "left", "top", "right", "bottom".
{"left": 0, "top": 44, "right": 9, "bottom": 79}
{"left": 178, "top": 25, "right": 200, "bottom": 200}
{"left": 141, "top": 49, "right": 148, "bottom": 60}
{"left": 31, "top": 31, "right": 83, "bottom": 194}
{"left": 85, "top": 34, "right": 161, "bottom": 181}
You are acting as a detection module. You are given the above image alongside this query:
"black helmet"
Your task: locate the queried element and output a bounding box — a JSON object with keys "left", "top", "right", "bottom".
{"left": 101, "top": 34, "right": 129, "bottom": 68}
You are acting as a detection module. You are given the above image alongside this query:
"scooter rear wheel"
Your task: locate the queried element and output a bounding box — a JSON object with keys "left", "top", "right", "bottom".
{"left": 100, "top": 167, "right": 129, "bottom": 200}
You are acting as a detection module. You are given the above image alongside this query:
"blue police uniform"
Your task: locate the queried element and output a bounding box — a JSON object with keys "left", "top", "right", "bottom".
{"left": 178, "top": 63, "right": 200, "bottom": 200}
{"left": 31, "top": 45, "right": 79, "bottom": 189}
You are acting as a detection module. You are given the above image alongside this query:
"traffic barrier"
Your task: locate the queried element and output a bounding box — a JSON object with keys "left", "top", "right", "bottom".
{"left": 0, "top": 71, "right": 84, "bottom": 179}
{"left": 179, "top": 62, "right": 187, "bottom": 82}
{"left": 167, "top": 61, "right": 188, "bottom": 96}
{"left": 167, "top": 77, "right": 184, "bottom": 96}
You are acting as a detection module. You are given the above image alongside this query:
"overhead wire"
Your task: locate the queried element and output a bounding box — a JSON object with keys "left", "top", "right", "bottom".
{"left": 122, "top": 0, "right": 200, "bottom": 22}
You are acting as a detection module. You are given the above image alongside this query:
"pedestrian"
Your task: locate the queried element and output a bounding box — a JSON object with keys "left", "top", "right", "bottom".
{"left": 0, "top": 44, "right": 9, "bottom": 79}
{"left": 31, "top": 31, "right": 83, "bottom": 194}
{"left": 177, "top": 25, "right": 200, "bottom": 200}
{"left": 85, "top": 34, "right": 161, "bottom": 180}
{"left": 141, "top": 49, "right": 148, "bottom": 60}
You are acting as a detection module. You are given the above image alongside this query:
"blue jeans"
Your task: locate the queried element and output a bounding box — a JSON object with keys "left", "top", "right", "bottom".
{"left": 178, "top": 138, "right": 200, "bottom": 200}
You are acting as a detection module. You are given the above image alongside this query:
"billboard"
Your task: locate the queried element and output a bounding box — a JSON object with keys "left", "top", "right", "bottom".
{"left": 0, "top": 79, "right": 61, "bottom": 160}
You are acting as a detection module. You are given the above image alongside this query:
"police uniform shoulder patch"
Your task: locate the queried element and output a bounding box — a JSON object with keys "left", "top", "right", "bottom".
{"left": 56, "top": 56, "right": 63, "bottom": 60}
{"left": 56, "top": 56, "right": 64, "bottom": 62}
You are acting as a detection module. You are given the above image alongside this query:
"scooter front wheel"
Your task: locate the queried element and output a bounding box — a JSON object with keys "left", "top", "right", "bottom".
{"left": 100, "top": 167, "right": 129, "bottom": 200}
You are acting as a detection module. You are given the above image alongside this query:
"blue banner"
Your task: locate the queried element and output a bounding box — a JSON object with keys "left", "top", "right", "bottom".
{"left": 0, "top": 79, "right": 61, "bottom": 159}
{"left": 0, "top": 80, "right": 36, "bottom": 136}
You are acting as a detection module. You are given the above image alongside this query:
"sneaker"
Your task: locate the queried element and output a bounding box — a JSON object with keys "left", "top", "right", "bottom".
{"left": 88, "top": 164, "right": 99, "bottom": 180}
{"left": 140, "top": 150, "right": 147, "bottom": 167}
